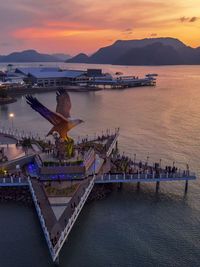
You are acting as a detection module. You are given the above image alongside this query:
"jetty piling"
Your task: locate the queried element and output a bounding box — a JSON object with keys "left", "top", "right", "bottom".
{"left": 156, "top": 181, "right": 160, "bottom": 193}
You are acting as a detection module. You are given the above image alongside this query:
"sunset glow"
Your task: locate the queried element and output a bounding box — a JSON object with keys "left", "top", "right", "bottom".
{"left": 0, "top": 0, "right": 200, "bottom": 55}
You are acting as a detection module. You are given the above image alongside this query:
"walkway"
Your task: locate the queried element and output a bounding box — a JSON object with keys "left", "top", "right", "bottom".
{"left": 95, "top": 172, "right": 196, "bottom": 184}
{"left": 0, "top": 176, "right": 28, "bottom": 186}
{"left": 29, "top": 175, "right": 95, "bottom": 263}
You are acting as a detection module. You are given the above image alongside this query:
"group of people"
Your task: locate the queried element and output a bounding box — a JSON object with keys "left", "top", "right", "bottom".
{"left": 111, "top": 153, "right": 190, "bottom": 178}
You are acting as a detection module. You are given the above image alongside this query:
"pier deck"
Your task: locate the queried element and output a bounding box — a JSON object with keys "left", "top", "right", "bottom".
{"left": 0, "top": 128, "right": 197, "bottom": 264}
{"left": 95, "top": 172, "right": 196, "bottom": 184}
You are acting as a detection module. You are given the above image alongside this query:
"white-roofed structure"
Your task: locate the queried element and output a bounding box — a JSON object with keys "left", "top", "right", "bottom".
{"left": 15, "top": 67, "right": 86, "bottom": 87}
{"left": 15, "top": 67, "right": 61, "bottom": 76}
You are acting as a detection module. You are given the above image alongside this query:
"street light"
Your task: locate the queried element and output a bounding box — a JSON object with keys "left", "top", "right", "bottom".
{"left": 9, "top": 113, "right": 14, "bottom": 128}
{"left": 146, "top": 154, "right": 149, "bottom": 165}
{"left": 134, "top": 153, "right": 136, "bottom": 167}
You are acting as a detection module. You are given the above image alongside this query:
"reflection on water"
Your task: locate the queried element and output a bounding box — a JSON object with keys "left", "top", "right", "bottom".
{"left": 0, "top": 63, "right": 200, "bottom": 267}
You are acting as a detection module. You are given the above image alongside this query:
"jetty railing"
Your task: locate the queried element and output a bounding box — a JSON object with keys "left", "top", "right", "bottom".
{"left": 106, "top": 131, "right": 119, "bottom": 157}
{"left": 96, "top": 171, "right": 196, "bottom": 183}
{"left": 28, "top": 177, "right": 55, "bottom": 259}
{"left": 53, "top": 175, "right": 95, "bottom": 262}
{"left": 0, "top": 127, "right": 41, "bottom": 141}
{"left": 0, "top": 176, "right": 28, "bottom": 186}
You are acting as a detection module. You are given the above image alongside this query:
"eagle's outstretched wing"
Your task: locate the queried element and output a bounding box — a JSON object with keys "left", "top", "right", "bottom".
{"left": 26, "top": 95, "right": 63, "bottom": 126}
{"left": 56, "top": 89, "right": 71, "bottom": 118}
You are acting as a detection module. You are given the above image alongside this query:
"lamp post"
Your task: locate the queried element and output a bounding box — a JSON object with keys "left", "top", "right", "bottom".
{"left": 9, "top": 113, "right": 14, "bottom": 129}
{"left": 93, "top": 152, "right": 96, "bottom": 176}
{"left": 146, "top": 154, "right": 149, "bottom": 165}
{"left": 134, "top": 153, "right": 136, "bottom": 167}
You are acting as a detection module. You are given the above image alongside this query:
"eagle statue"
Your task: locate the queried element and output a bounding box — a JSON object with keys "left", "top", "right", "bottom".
{"left": 26, "top": 89, "right": 83, "bottom": 141}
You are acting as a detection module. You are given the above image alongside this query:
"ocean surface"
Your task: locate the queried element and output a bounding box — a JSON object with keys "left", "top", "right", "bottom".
{"left": 0, "top": 63, "right": 200, "bottom": 267}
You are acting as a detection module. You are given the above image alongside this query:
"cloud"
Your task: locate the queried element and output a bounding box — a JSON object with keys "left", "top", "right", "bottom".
{"left": 0, "top": 0, "right": 200, "bottom": 54}
{"left": 123, "top": 28, "right": 132, "bottom": 32}
{"left": 150, "top": 33, "right": 157, "bottom": 37}
{"left": 189, "top": 16, "right": 198, "bottom": 22}
{"left": 122, "top": 28, "right": 133, "bottom": 36}
{"left": 180, "top": 16, "right": 198, "bottom": 23}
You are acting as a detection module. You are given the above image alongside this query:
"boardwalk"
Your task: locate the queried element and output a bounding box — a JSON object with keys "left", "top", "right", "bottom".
{"left": 0, "top": 127, "right": 197, "bottom": 263}
{"left": 0, "top": 176, "right": 28, "bottom": 186}
{"left": 95, "top": 172, "right": 196, "bottom": 183}
{"left": 28, "top": 176, "right": 95, "bottom": 263}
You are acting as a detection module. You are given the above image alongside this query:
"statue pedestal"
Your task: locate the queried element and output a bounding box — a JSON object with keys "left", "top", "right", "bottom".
{"left": 54, "top": 137, "right": 74, "bottom": 160}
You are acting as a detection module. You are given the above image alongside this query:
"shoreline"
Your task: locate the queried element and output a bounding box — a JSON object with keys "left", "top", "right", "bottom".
{"left": 0, "top": 184, "right": 113, "bottom": 206}
{"left": 0, "top": 186, "right": 33, "bottom": 206}
{"left": 4, "top": 85, "right": 101, "bottom": 97}
{"left": 0, "top": 97, "right": 17, "bottom": 105}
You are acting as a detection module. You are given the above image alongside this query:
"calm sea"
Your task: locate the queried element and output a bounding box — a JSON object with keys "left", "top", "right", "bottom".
{"left": 0, "top": 63, "right": 200, "bottom": 267}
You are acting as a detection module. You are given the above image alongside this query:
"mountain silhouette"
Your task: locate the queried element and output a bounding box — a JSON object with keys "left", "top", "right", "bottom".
{"left": 66, "top": 37, "right": 200, "bottom": 65}
{"left": 0, "top": 50, "right": 68, "bottom": 62}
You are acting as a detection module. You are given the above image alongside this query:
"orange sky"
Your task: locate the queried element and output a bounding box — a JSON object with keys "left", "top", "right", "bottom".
{"left": 0, "top": 0, "right": 200, "bottom": 55}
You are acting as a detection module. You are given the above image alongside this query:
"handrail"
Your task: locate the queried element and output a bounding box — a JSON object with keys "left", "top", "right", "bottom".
{"left": 28, "top": 177, "right": 55, "bottom": 259}
{"left": 53, "top": 175, "right": 95, "bottom": 261}
{"left": 0, "top": 176, "right": 28, "bottom": 185}
{"left": 96, "top": 172, "right": 196, "bottom": 182}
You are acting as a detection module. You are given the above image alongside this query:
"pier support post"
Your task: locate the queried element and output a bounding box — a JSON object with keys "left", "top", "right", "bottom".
{"left": 118, "top": 182, "right": 122, "bottom": 189}
{"left": 185, "top": 180, "right": 188, "bottom": 194}
{"left": 156, "top": 181, "right": 160, "bottom": 193}
{"left": 137, "top": 182, "right": 140, "bottom": 191}
{"left": 54, "top": 256, "right": 59, "bottom": 266}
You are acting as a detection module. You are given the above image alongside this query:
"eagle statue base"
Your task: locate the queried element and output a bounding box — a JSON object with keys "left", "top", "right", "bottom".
{"left": 54, "top": 135, "right": 75, "bottom": 160}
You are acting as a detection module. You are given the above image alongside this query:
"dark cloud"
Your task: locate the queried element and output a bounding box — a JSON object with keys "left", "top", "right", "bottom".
{"left": 123, "top": 28, "right": 132, "bottom": 32}
{"left": 150, "top": 33, "right": 157, "bottom": 37}
{"left": 189, "top": 16, "right": 198, "bottom": 22}
{"left": 180, "top": 16, "right": 198, "bottom": 23}
{"left": 122, "top": 28, "right": 133, "bottom": 36}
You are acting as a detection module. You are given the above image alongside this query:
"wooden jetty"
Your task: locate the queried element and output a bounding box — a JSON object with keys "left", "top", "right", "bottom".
{"left": 76, "top": 75, "right": 156, "bottom": 89}
{"left": 0, "top": 127, "right": 197, "bottom": 264}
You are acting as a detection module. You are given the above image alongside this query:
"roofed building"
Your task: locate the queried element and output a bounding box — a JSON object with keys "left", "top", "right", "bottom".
{"left": 0, "top": 71, "right": 6, "bottom": 82}
{"left": 15, "top": 67, "right": 86, "bottom": 87}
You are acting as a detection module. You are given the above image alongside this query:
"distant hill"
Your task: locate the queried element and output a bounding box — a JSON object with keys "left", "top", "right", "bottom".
{"left": 66, "top": 37, "right": 200, "bottom": 65}
{"left": 0, "top": 50, "right": 65, "bottom": 62}
{"left": 114, "top": 43, "right": 183, "bottom": 65}
{"left": 66, "top": 53, "right": 89, "bottom": 63}
{"left": 51, "top": 53, "right": 71, "bottom": 61}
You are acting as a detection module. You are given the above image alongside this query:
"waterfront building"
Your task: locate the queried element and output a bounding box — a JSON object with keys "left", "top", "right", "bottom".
{"left": 0, "top": 71, "right": 6, "bottom": 82}
{"left": 15, "top": 67, "right": 86, "bottom": 87}
{"left": 14, "top": 67, "right": 105, "bottom": 87}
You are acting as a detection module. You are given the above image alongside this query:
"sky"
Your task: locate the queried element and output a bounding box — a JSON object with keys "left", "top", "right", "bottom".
{"left": 0, "top": 0, "right": 200, "bottom": 55}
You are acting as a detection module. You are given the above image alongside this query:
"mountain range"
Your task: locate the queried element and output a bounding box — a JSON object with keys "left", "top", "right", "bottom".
{"left": 66, "top": 37, "right": 200, "bottom": 65}
{"left": 1, "top": 38, "right": 200, "bottom": 65}
{"left": 0, "top": 50, "right": 71, "bottom": 62}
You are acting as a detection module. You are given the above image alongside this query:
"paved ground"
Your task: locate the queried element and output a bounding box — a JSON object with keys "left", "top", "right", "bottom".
{"left": 0, "top": 134, "right": 16, "bottom": 144}
{"left": 0, "top": 144, "right": 25, "bottom": 161}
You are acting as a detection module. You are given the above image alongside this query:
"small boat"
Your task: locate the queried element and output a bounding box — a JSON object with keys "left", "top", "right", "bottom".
{"left": 115, "top": 72, "right": 123, "bottom": 75}
{"left": 146, "top": 73, "right": 158, "bottom": 77}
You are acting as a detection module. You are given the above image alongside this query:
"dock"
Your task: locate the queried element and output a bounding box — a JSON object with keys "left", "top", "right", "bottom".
{"left": 76, "top": 74, "right": 156, "bottom": 89}
{"left": 0, "top": 127, "right": 196, "bottom": 264}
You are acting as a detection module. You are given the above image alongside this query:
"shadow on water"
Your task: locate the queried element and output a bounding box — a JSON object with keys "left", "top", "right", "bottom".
{"left": 0, "top": 183, "right": 199, "bottom": 267}
{"left": 59, "top": 184, "right": 200, "bottom": 267}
